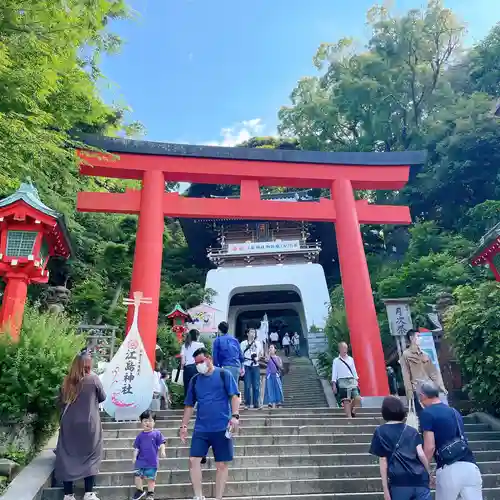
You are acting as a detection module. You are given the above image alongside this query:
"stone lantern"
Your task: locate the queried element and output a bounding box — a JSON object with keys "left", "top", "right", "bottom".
{"left": 0, "top": 181, "right": 71, "bottom": 339}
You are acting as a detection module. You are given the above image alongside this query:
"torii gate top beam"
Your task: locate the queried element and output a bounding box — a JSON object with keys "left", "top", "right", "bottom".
{"left": 76, "top": 134, "right": 426, "bottom": 190}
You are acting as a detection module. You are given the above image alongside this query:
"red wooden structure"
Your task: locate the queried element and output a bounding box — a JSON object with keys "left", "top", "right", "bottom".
{"left": 470, "top": 222, "right": 500, "bottom": 281}
{"left": 76, "top": 135, "right": 425, "bottom": 397}
{"left": 0, "top": 182, "right": 71, "bottom": 339}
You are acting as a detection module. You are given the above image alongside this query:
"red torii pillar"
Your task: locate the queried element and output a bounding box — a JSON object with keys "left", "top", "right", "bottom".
{"left": 76, "top": 140, "right": 424, "bottom": 397}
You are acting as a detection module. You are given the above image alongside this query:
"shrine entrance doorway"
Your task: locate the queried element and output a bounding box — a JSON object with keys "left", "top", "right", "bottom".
{"left": 228, "top": 288, "right": 306, "bottom": 342}
{"left": 76, "top": 134, "right": 426, "bottom": 398}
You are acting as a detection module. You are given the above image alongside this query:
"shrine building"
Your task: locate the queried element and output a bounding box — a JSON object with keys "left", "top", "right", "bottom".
{"left": 180, "top": 190, "right": 332, "bottom": 354}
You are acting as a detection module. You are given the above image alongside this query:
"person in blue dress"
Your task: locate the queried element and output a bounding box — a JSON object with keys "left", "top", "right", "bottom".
{"left": 264, "top": 344, "right": 284, "bottom": 408}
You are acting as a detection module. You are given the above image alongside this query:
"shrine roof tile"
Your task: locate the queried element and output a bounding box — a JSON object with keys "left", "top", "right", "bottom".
{"left": 0, "top": 182, "right": 60, "bottom": 218}
{"left": 77, "top": 134, "right": 427, "bottom": 166}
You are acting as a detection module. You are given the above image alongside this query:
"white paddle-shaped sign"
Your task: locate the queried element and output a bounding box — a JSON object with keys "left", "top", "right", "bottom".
{"left": 101, "top": 292, "right": 155, "bottom": 421}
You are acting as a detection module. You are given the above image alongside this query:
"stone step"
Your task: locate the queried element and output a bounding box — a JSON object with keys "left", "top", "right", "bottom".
{"left": 103, "top": 417, "right": 386, "bottom": 432}
{"left": 101, "top": 413, "right": 383, "bottom": 428}
{"left": 43, "top": 490, "right": 500, "bottom": 500}
{"left": 41, "top": 474, "right": 500, "bottom": 499}
{"left": 99, "top": 450, "right": 500, "bottom": 472}
{"left": 100, "top": 408, "right": 380, "bottom": 421}
{"left": 75, "top": 461, "right": 500, "bottom": 486}
{"left": 103, "top": 431, "right": 500, "bottom": 446}
{"left": 102, "top": 423, "right": 490, "bottom": 442}
{"left": 103, "top": 440, "right": 500, "bottom": 459}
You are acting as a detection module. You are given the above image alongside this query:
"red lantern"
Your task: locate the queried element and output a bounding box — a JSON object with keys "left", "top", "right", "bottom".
{"left": 0, "top": 182, "right": 71, "bottom": 339}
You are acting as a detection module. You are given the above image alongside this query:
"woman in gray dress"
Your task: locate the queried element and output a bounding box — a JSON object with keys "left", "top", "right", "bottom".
{"left": 55, "top": 350, "right": 106, "bottom": 500}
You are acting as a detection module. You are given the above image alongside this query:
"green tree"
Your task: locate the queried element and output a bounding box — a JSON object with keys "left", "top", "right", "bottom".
{"left": 446, "top": 282, "right": 500, "bottom": 413}
{"left": 279, "top": 0, "right": 464, "bottom": 153}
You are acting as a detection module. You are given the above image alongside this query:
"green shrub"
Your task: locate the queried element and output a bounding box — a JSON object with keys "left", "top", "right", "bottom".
{"left": 0, "top": 308, "right": 83, "bottom": 439}
{"left": 169, "top": 383, "right": 185, "bottom": 409}
{"left": 156, "top": 325, "right": 181, "bottom": 359}
{"left": 445, "top": 281, "right": 500, "bottom": 414}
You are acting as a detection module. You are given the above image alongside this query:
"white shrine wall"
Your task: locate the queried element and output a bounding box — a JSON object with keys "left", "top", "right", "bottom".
{"left": 205, "top": 263, "right": 331, "bottom": 333}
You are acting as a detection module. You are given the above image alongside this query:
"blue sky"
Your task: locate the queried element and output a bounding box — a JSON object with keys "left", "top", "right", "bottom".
{"left": 100, "top": 0, "right": 499, "bottom": 146}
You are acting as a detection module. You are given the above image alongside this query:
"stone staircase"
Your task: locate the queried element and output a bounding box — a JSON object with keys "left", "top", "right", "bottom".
{"left": 281, "top": 355, "right": 328, "bottom": 408}
{"left": 42, "top": 407, "right": 500, "bottom": 499}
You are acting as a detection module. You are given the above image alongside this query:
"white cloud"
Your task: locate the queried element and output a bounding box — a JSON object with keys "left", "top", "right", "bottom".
{"left": 174, "top": 119, "right": 267, "bottom": 193}
{"left": 204, "top": 118, "right": 265, "bottom": 147}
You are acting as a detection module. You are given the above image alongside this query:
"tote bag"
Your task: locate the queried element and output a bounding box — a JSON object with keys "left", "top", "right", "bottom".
{"left": 406, "top": 397, "right": 419, "bottom": 430}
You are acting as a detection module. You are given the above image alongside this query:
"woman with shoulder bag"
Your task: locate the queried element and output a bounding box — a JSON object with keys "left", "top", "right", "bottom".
{"left": 370, "top": 396, "right": 432, "bottom": 500}
{"left": 264, "top": 344, "right": 284, "bottom": 408}
{"left": 55, "top": 350, "right": 106, "bottom": 500}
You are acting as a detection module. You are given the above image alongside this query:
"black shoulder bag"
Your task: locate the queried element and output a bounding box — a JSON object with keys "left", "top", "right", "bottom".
{"left": 387, "top": 425, "right": 427, "bottom": 483}
{"left": 436, "top": 409, "right": 469, "bottom": 466}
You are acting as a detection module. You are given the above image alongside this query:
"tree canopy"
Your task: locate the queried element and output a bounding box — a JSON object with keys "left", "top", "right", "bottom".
{"left": 276, "top": 1, "right": 500, "bottom": 405}
{"left": 0, "top": 0, "right": 210, "bottom": 330}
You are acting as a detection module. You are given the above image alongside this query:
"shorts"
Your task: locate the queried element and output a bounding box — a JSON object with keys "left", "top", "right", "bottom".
{"left": 338, "top": 386, "right": 360, "bottom": 401}
{"left": 190, "top": 430, "right": 234, "bottom": 462}
{"left": 134, "top": 467, "right": 158, "bottom": 480}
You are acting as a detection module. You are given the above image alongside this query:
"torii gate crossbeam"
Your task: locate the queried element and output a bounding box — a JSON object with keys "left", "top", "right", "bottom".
{"left": 76, "top": 135, "right": 426, "bottom": 398}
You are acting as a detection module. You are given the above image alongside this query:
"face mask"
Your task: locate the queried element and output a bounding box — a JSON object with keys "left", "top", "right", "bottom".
{"left": 196, "top": 362, "right": 209, "bottom": 375}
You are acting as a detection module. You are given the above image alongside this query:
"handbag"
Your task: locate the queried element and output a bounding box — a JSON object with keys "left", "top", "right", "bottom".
{"left": 406, "top": 398, "right": 419, "bottom": 430}
{"left": 336, "top": 357, "right": 359, "bottom": 390}
{"left": 436, "top": 409, "right": 469, "bottom": 466}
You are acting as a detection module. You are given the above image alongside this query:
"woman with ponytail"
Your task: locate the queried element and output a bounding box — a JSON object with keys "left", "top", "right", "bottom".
{"left": 55, "top": 350, "right": 106, "bottom": 500}
{"left": 180, "top": 329, "right": 204, "bottom": 397}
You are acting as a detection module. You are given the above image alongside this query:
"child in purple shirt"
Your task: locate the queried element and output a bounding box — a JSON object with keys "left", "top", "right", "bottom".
{"left": 132, "top": 411, "right": 166, "bottom": 500}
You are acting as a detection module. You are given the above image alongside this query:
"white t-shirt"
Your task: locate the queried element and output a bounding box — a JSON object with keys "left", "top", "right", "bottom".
{"left": 331, "top": 355, "right": 358, "bottom": 382}
{"left": 181, "top": 341, "right": 205, "bottom": 365}
{"left": 282, "top": 335, "right": 291, "bottom": 346}
{"left": 240, "top": 339, "right": 263, "bottom": 367}
{"left": 270, "top": 332, "right": 279, "bottom": 342}
{"left": 292, "top": 334, "right": 300, "bottom": 345}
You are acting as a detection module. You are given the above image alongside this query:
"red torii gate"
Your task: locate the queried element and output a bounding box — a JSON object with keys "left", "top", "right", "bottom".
{"left": 76, "top": 135, "right": 425, "bottom": 397}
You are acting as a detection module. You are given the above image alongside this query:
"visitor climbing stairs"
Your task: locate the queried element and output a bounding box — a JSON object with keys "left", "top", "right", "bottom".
{"left": 42, "top": 407, "right": 500, "bottom": 499}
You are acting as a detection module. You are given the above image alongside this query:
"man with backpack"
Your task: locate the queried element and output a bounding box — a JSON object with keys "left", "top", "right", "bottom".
{"left": 180, "top": 347, "right": 241, "bottom": 500}
{"left": 331, "top": 341, "right": 361, "bottom": 419}
{"left": 212, "top": 321, "right": 244, "bottom": 384}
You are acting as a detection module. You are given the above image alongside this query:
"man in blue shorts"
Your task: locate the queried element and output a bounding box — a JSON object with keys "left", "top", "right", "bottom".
{"left": 180, "top": 347, "right": 241, "bottom": 500}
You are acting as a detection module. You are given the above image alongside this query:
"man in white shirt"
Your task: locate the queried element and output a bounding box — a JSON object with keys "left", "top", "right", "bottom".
{"left": 331, "top": 342, "right": 361, "bottom": 419}
{"left": 269, "top": 331, "right": 279, "bottom": 347}
{"left": 240, "top": 329, "right": 264, "bottom": 409}
{"left": 282, "top": 333, "right": 291, "bottom": 357}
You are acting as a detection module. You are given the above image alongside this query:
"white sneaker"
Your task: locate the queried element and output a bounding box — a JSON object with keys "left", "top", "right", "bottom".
{"left": 193, "top": 496, "right": 206, "bottom": 500}
{"left": 63, "top": 496, "right": 75, "bottom": 500}
{"left": 83, "top": 493, "right": 100, "bottom": 500}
